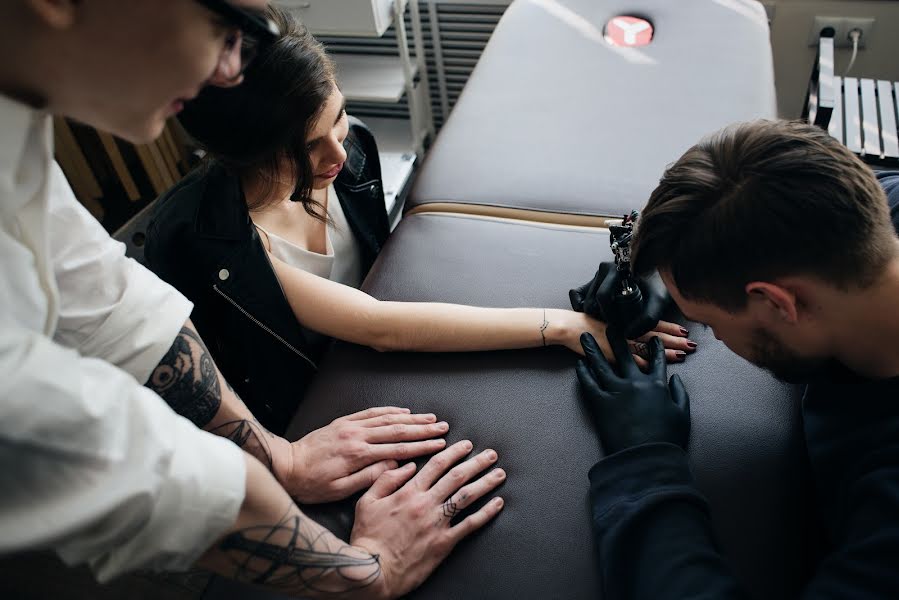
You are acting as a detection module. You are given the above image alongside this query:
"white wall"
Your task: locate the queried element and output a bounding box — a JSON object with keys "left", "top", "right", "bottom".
{"left": 767, "top": 0, "right": 899, "bottom": 117}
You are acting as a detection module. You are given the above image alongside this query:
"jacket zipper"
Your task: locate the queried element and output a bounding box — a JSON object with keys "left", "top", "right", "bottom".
{"left": 213, "top": 284, "right": 318, "bottom": 371}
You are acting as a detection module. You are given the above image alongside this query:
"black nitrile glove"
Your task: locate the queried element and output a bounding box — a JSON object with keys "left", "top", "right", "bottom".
{"left": 569, "top": 264, "right": 672, "bottom": 339}
{"left": 576, "top": 329, "right": 690, "bottom": 455}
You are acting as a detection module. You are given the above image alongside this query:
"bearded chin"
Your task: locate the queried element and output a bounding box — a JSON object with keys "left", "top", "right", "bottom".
{"left": 750, "top": 329, "right": 831, "bottom": 384}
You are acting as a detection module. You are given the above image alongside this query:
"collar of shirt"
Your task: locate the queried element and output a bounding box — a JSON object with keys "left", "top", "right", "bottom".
{"left": 0, "top": 93, "right": 52, "bottom": 216}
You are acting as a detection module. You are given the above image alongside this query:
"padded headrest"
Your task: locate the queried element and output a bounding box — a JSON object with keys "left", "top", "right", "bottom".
{"left": 408, "top": 0, "right": 776, "bottom": 220}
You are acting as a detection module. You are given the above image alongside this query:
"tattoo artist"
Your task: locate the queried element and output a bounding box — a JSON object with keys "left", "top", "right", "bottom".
{"left": 571, "top": 120, "right": 899, "bottom": 598}
{"left": 0, "top": 1, "right": 504, "bottom": 598}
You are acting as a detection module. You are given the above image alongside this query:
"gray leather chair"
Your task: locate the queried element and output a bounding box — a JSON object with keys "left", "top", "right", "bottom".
{"left": 406, "top": 0, "right": 776, "bottom": 223}
{"left": 204, "top": 213, "right": 807, "bottom": 600}
{"left": 204, "top": 2, "right": 806, "bottom": 599}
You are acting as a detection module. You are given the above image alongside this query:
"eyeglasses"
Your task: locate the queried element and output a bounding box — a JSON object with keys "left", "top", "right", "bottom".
{"left": 194, "top": 0, "right": 280, "bottom": 76}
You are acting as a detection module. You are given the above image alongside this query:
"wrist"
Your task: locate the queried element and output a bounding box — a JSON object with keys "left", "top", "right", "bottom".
{"left": 544, "top": 309, "right": 584, "bottom": 348}
{"left": 349, "top": 539, "right": 393, "bottom": 600}
{"left": 269, "top": 434, "right": 297, "bottom": 491}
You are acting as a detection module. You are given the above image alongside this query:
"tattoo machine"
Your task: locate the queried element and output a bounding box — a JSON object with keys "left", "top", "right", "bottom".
{"left": 607, "top": 210, "right": 644, "bottom": 329}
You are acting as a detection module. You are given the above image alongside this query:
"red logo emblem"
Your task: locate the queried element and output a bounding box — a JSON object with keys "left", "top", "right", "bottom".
{"left": 604, "top": 16, "right": 654, "bottom": 47}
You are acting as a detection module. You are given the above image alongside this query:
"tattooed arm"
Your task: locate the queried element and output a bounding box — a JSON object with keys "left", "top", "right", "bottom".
{"left": 145, "top": 320, "right": 448, "bottom": 504}
{"left": 200, "top": 440, "right": 505, "bottom": 599}
{"left": 144, "top": 320, "right": 282, "bottom": 472}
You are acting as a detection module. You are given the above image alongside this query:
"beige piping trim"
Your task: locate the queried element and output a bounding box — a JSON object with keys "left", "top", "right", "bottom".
{"left": 405, "top": 202, "right": 619, "bottom": 229}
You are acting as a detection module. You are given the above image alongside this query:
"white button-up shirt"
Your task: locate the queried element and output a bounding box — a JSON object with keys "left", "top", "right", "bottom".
{"left": 0, "top": 95, "right": 245, "bottom": 581}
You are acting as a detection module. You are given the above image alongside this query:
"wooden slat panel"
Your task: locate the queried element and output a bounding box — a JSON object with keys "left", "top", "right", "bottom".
{"left": 97, "top": 131, "right": 141, "bottom": 201}
{"left": 843, "top": 77, "right": 862, "bottom": 153}
{"left": 883, "top": 80, "right": 899, "bottom": 159}
{"left": 154, "top": 137, "right": 180, "bottom": 185}
{"left": 161, "top": 125, "right": 185, "bottom": 173}
{"left": 53, "top": 118, "right": 103, "bottom": 199}
{"left": 146, "top": 141, "right": 175, "bottom": 189}
{"left": 829, "top": 76, "right": 844, "bottom": 143}
{"left": 860, "top": 78, "right": 880, "bottom": 156}
{"left": 134, "top": 144, "right": 166, "bottom": 196}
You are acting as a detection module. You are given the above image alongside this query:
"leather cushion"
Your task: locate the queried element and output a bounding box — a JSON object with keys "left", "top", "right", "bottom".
{"left": 205, "top": 212, "right": 807, "bottom": 600}
{"left": 407, "top": 0, "right": 777, "bottom": 218}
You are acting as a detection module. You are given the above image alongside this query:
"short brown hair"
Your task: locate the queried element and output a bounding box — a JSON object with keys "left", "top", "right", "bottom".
{"left": 631, "top": 119, "right": 897, "bottom": 311}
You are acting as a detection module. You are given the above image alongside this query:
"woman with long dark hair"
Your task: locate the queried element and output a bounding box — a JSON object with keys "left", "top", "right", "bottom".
{"left": 146, "top": 7, "right": 693, "bottom": 433}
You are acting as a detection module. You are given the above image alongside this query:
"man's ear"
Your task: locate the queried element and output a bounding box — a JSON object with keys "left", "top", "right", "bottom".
{"left": 25, "top": 0, "right": 77, "bottom": 29}
{"left": 745, "top": 281, "right": 798, "bottom": 324}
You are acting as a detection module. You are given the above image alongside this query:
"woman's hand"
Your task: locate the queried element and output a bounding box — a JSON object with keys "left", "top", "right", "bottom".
{"left": 554, "top": 310, "right": 696, "bottom": 367}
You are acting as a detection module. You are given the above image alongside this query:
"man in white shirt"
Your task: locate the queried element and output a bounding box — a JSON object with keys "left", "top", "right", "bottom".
{"left": 0, "top": 1, "right": 506, "bottom": 597}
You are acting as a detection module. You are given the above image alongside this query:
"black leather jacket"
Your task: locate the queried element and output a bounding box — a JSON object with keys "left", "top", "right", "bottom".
{"left": 146, "top": 117, "right": 390, "bottom": 433}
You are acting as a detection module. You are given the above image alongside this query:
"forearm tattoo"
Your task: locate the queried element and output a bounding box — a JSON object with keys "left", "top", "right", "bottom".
{"left": 219, "top": 507, "right": 381, "bottom": 594}
{"left": 210, "top": 419, "right": 276, "bottom": 472}
{"left": 146, "top": 326, "right": 221, "bottom": 427}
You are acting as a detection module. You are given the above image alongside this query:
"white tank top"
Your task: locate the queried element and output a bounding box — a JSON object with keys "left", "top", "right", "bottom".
{"left": 255, "top": 185, "right": 363, "bottom": 288}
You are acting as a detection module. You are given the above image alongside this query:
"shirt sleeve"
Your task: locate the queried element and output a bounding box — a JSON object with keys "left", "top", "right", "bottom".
{"left": 588, "top": 443, "right": 747, "bottom": 600}
{"left": 0, "top": 323, "right": 246, "bottom": 581}
{"left": 46, "top": 162, "right": 193, "bottom": 384}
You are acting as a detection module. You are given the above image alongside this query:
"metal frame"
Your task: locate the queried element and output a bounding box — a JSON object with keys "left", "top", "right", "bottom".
{"left": 803, "top": 33, "right": 899, "bottom": 166}
{"left": 802, "top": 36, "right": 835, "bottom": 128}
{"left": 395, "top": 0, "right": 435, "bottom": 155}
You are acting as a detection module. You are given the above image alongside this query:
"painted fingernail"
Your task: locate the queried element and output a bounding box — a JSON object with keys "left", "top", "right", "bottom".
{"left": 484, "top": 449, "right": 497, "bottom": 461}
{"left": 675, "top": 351, "right": 687, "bottom": 361}
{"left": 437, "top": 421, "right": 449, "bottom": 431}
{"left": 679, "top": 327, "right": 689, "bottom": 336}
{"left": 686, "top": 341, "right": 697, "bottom": 350}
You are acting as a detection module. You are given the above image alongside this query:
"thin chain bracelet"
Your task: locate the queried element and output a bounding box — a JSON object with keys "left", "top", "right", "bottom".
{"left": 540, "top": 309, "right": 549, "bottom": 346}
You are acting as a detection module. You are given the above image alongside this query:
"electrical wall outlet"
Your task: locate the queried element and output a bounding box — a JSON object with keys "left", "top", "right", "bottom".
{"left": 808, "top": 16, "right": 875, "bottom": 48}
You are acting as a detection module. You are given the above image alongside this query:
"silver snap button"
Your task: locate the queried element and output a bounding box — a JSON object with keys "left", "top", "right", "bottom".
{"left": 218, "top": 269, "right": 230, "bottom": 281}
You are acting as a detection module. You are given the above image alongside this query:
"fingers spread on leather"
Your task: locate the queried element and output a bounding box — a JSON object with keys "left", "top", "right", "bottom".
{"left": 362, "top": 412, "right": 438, "bottom": 427}
{"left": 440, "top": 467, "right": 505, "bottom": 525}
{"left": 430, "top": 448, "right": 499, "bottom": 501}
{"left": 365, "top": 422, "right": 449, "bottom": 444}
{"left": 335, "top": 459, "right": 400, "bottom": 498}
{"left": 409, "top": 440, "right": 473, "bottom": 491}
{"left": 368, "top": 438, "right": 447, "bottom": 463}
{"left": 636, "top": 331, "right": 695, "bottom": 353}
{"left": 361, "top": 461, "right": 417, "bottom": 501}
{"left": 449, "top": 496, "right": 505, "bottom": 542}
{"left": 342, "top": 406, "right": 410, "bottom": 422}
{"left": 651, "top": 320, "right": 688, "bottom": 338}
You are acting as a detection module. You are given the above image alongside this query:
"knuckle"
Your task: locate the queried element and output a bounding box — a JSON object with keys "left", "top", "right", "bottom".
{"left": 394, "top": 444, "right": 411, "bottom": 459}
{"left": 347, "top": 442, "right": 369, "bottom": 461}
{"left": 337, "top": 426, "right": 355, "bottom": 442}
{"left": 391, "top": 424, "right": 406, "bottom": 438}
{"left": 448, "top": 467, "right": 466, "bottom": 485}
